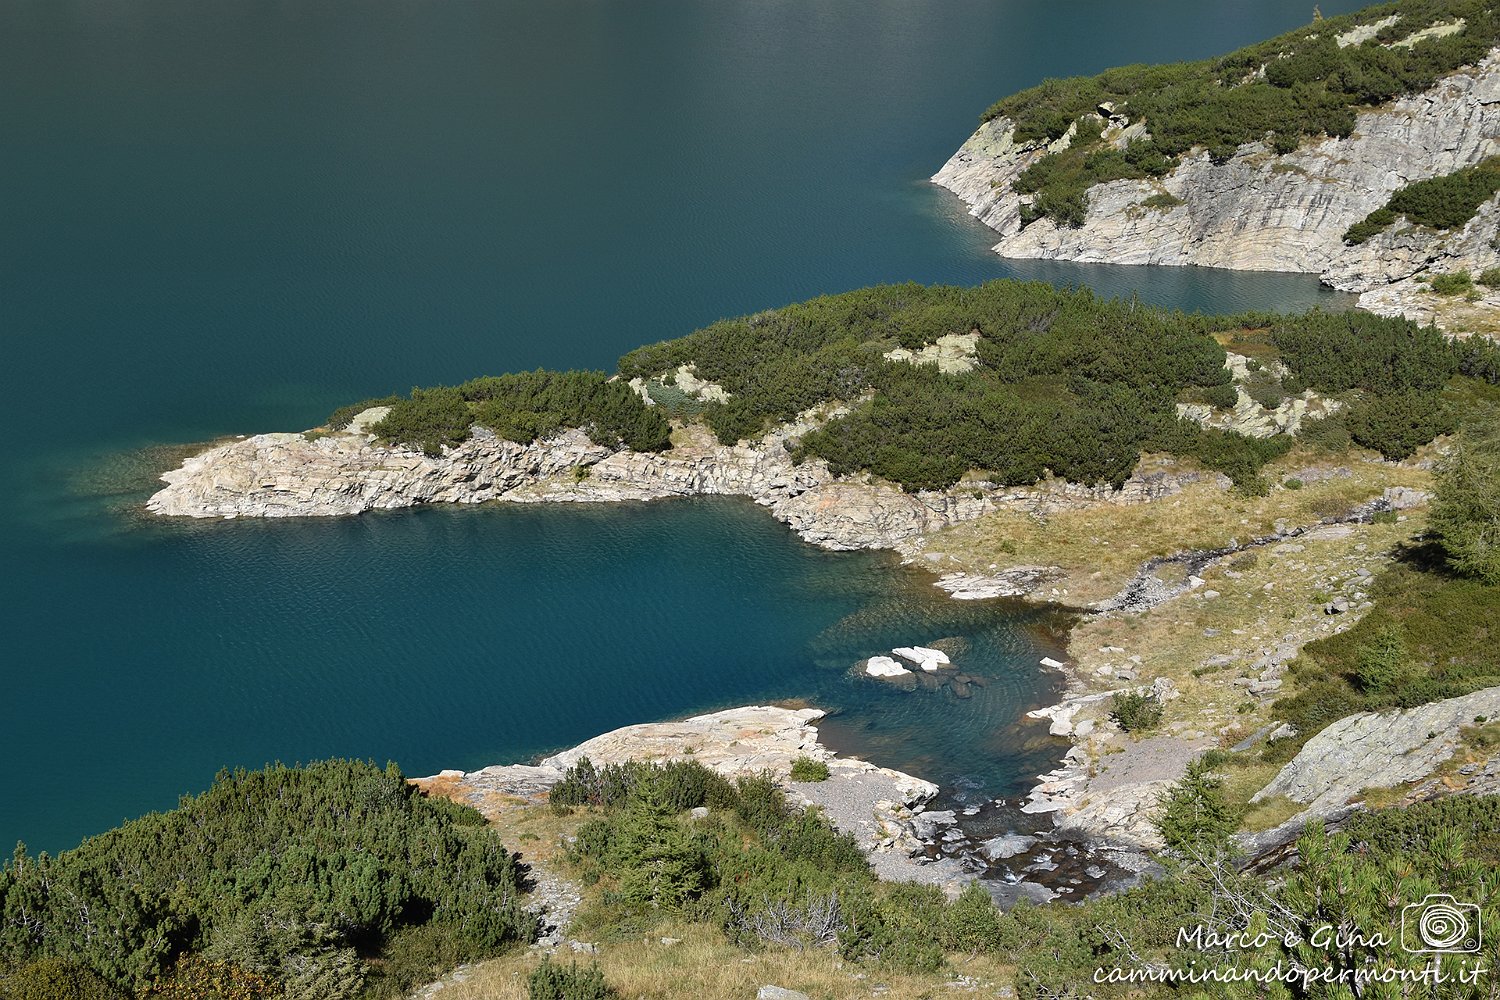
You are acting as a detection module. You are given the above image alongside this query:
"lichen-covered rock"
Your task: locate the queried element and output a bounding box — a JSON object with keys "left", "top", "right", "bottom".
{"left": 1252, "top": 685, "right": 1500, "bottom": 816}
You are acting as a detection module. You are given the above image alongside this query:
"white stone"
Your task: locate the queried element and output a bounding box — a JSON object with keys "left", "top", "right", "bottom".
{"left": 865, "top": 656, "right": 911, "bottom": 678}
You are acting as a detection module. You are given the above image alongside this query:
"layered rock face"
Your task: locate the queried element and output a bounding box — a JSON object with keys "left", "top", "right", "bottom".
{"left": 148, "top": 410, "right": 1212, "bottom": 553}
{"left": 932, "top": 51, "right": 1500, "bottom": 326}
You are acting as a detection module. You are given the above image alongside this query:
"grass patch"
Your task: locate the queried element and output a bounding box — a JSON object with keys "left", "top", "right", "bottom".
{"left": 928, "top": 450, "right": 1429, "bottom": 605}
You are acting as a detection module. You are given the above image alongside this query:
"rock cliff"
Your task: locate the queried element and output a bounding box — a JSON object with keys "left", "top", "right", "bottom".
{"left": 933, "top": 51, "right": 1500, "bottom": 329}
{"left": 147, "top": 408, "right": 1212, "bottom": 554}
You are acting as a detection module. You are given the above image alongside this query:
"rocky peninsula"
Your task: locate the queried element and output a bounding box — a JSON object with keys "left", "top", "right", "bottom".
{"left": 934, "top": 45, "right": 1500, "bottom": 332}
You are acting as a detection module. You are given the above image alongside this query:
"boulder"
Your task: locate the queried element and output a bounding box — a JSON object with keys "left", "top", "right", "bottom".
{"left": 865, "top": 656, "right": 911, "bottom": 678}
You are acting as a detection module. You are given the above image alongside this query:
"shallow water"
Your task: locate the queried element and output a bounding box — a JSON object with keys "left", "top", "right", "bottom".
{"left": 1, "top": 0, "right": 1366, "bottom": 852}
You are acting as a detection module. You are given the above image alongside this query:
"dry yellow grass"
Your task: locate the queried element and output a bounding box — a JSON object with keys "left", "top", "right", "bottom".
{"left": 1061, "top": 515, "right": 1424, "bottom": 739}
{"left": 425, "top": 920, "right": 1013, "bottom": 1000}
{"left": 927, "top": 448, "right": 1430, "bottom": 606}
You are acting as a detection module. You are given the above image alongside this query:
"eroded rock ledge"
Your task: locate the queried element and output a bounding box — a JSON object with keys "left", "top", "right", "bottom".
{"left": 146, "top": 410, "right": 1212, "bottom": 553}
{"left": 932, "top": 50, "right": 1500, "bottom": 329}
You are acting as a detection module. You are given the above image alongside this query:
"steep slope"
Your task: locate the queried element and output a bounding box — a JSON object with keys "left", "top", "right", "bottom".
{"left": 934, "top": 30, "right": 1500, "bottom": 329}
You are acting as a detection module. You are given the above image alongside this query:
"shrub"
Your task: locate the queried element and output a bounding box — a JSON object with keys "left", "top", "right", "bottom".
{"left": 326, "top": 394, "right": 403, "bottom": 431}
{"left": 1156, "top": 759, "right": 1240, "bottom": 856}
{"left": 1272, "top": 311, "right": 1456, "bottom": 395}
{"left": 1343, "top": 390, "right": 1456, "bottom": 460}
{"left": 1203, "top": 382, "right": 1240, "bottom": 409}
{"left": 0, "top": 761, "right": 537, "bottom": 994}
{"left": 1139, "top": 192, "right": 1184, "bottom": 210}
{"left": 527, "top": 958, "right": 614, "bottom": 1000}
{"left": 1354, "top": 625, "right": 1413, "bottom": 693}
{"left": 1430, "top": 412, "right": 1500, "bottom": 583}
{"left": 1347, "top": 159, "right": 1500, "bottom": 244}
{"left": 983, "top": 4, "right": 1500, "bottom": 226}
{"left": 1111, "top": 691, "right": 1164, "bottom": 732}
{"left": 1, "top": 959, "right": 128, "bottom": 1000}
{"left": 373, "top": 386, "right": 475, "bottom": 456}
{"left": 1284, "top": 477, "right": 1305, "bottom": 490}
{"left": 363, "top": 371, "right": 671, "bottom": 457}
{"left": 789, "top": 756, "right": 830, "bottom": 782}
{"left": 1479, "top": 267, "right": 1500, "bottom": 287}
{"left": 1430, "top": 270, "right": 1476, "bottom": 296}
{"left": 940, "top": 883, "right": 1004, "bottom": 954}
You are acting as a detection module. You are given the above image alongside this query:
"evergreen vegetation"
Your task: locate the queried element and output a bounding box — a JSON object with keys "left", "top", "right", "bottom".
{"left": 543, "top": 756, "right": 1500, "bottom": 998}
{"left": 336, "top": 372, "right": 671, "bottom": 457}
{"left": 1109, "top": 691, "right": 1165, "bottom": 733}
{"left": 980, "top": 0, "right": 1500, "bottom": 227}
{"left": 321, "top": 281, "right": 1479, "bottom": 498}
{"left": 1344, "top": 159, "right": 1500, "bottom": 244}
{"left": 0, "top": 761, "right": 537, "bottom": 999}
{"left": 1431, "top": 407, "right": 1500, "bottom": 583}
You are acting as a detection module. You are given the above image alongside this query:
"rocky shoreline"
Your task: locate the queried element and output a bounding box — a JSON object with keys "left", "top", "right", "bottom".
{"left": 931, "top": 49, "right": 1500, "bottom": 331}
{"left": 146, "top": 406, "right": 1213, "bottom": 554}
{"left": 413, "top": 706, "right": 970, "bottom": 894}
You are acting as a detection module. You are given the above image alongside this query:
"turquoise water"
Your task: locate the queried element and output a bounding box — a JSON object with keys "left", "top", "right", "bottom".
{"left": 1, "top": 0, "right": 1365, "bottom": 853}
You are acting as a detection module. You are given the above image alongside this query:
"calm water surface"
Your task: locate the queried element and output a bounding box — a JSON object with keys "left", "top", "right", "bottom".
{"left": 2, "top": 0, "right": 1364, "bottom": 852}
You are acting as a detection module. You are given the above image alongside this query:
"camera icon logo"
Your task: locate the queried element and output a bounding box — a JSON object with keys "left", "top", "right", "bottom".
{"left": 1402, "top": 894, "right": 1482, "bottom": 954}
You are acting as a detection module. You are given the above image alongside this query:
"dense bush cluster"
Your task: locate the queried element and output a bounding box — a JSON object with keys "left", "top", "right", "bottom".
{"left": 333, "top": 282, "right": 1474, "bottom": 495}
{"left": 1344, "top": 158, "right": 1500, "bottom": 243}
{"left": 335, "top": 371, "right": 671, "bottom": 457}
{"left": 1271, "top": 310, "right": 1459, "bottom": 458}
{"left": 983, "top": 0, "right": 1500, "bottom": 226}
{"left": 0, "top": 761, "right": 537, "bottom": 998}
{"left": 624, "top": 281, "right": 1270, "bottom": 491}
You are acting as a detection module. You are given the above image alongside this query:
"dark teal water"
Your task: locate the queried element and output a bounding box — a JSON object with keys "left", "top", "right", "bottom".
{"left": 1, "top": 0, "right": 1365, "bottom": 853}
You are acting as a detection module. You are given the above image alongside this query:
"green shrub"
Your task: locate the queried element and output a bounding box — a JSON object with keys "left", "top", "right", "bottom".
{"left": 550, "top": 758, "right": 736, "bottom": 813}
{"left": 1139, "top": 192, "right": 1184, "bottom": 210}
{"left": 1430, "top": 270, "right": 1476, "bottom": 296}
{"left": 1156, "top": 759, "right": 1241, "bottom": 856}
{"left": 1284, "top": 477, "right": 1305, "bottom": 490}
{"left": 360, "top": 371, "right": 671, "bottom": 457}
{"left": 1, "top": 958, "right": 128, "bottom": 1000}
{"left": 0, "top": 761, "right": 537, "bottom": 994}
{"left": 1203, "top": 381, "right": 1240, "bottom": 409}
{"left": 1110, "top": 690, "right": 1164, "bottom": 732}
{"left": 1479, "top": 267, "right": 1500, "bottom": 287}
{"left": 527, "top": 958, "right": 614, "bottom": 1000}
{"left": 1272, "top": 311, "right": 1456, "bottom": 394}
{"left": 1298, "top": 413, "right": 1352, "bottom": 451}
{"left": 1343, "top": 390, "right": 1456, "bottom": 460}
{"left": 789, "top": 756, "right": 830, "bottom": 782}
{"left": 1430, "top": 411, "right": 1500, "bottom": 583}
{"left": 940, "top": 883, "right": 1003, "bottom": 954}
{"left": 1346, "top": 159, "right": 1500, "bottom": 244}
{"left": 326, "top": 394, "right": 403, "bottom": 431}
{"left": 1353, "top": 625, "right": 1413, "bottom": 693}
{"left": 372, "top": 386, "right": 476, "bottom": 456}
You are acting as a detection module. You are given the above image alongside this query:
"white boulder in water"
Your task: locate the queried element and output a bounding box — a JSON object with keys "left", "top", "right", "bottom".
{"left": 892, "top": 646, "right": 950, "bottom": 671}
{"left": 865, "top": 656, "right": 911, "bottom": 678}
